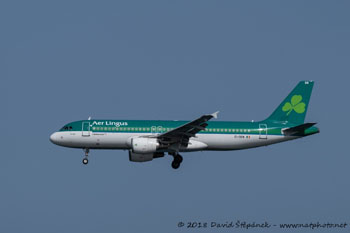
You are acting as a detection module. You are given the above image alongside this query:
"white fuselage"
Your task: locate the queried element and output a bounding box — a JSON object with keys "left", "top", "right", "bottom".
{"left": 50, "top": 131, "right": 298, "bottom": 152}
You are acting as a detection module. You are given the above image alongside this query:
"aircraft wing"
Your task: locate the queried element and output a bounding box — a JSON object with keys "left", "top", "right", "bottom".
{"left": 157, "top": 111, "right": 219, "bottom": 149}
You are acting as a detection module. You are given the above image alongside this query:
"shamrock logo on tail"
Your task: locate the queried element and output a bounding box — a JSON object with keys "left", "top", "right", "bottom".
{"left": 282, "top": 95, "right": 306, "bottom": 116}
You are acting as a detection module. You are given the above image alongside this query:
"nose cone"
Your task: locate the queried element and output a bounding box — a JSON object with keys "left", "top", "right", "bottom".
{"left": 50, "top": 132, "right": 59, "bottom": 144}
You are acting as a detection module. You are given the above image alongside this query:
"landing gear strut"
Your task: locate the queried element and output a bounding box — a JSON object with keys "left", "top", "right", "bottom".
{"left": 171, "top": 153, "right": 183, "bottom": 169}
{"left": 82, "top": 148, "right": 89, "bottom": 165}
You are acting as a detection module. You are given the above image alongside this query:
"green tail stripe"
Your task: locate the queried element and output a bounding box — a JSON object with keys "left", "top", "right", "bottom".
{"left": 264, "top": 81, "right": 314, "bottom": 124}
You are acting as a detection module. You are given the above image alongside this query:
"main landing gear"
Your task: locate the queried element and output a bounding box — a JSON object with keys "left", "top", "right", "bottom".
{"left": 171, "top": 153, "right": 183, "bottom": 169}
{"left": 82, "top": 148, "right": 89, "bottom": 165}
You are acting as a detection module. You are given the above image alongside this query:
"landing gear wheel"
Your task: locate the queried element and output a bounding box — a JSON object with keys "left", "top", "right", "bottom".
{"left": 171, "top": 161, "right": 180, "bottom": 169}
{"left": 171, "top": 153, "right": 183, "bottom": 169}
{"left": 82, "top": 158, "right": 89, "bottom": 165}
{"left": 174, "top": 155, "right": 183, "bottom": 164}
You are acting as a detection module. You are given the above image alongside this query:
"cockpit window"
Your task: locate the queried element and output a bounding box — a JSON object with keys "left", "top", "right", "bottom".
{"left": 61, "top": 126, "right": 73, "bottom": 131}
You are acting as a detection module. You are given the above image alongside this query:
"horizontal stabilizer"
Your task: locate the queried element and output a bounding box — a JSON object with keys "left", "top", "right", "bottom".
{"left": 283, "top": 122, "right": 317, "bottom": 136}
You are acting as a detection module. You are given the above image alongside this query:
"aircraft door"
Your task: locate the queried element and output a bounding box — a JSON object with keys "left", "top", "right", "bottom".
{"left": 259, "top": 124, "right": 267, "bottom": 139}
{"left": 82, "top": 122, "right": 91, "bottom": 136}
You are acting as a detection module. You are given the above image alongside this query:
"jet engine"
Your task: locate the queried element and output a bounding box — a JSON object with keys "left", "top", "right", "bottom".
{"left": 131, "top": 137, "right": 159, "bottom": 154}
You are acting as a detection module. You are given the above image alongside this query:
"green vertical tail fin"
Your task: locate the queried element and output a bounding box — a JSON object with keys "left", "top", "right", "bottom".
{"left": 264, "top": 81, "right": 314, "bottom": 124}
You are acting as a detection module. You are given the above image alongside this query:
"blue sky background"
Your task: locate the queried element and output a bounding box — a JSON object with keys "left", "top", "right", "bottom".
{"left": 1, "top": 1, "right": 350, "bottom": 232}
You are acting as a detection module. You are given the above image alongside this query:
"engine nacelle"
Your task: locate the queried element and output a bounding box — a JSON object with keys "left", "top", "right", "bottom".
{"left": 131, "top": 137, "right": 159, "bottom": 154}
{"left": 129, "top": 151, "right": 153, "bottom": 162}
{"left": 129, "top": 151, "right": 164, "bottom": 162}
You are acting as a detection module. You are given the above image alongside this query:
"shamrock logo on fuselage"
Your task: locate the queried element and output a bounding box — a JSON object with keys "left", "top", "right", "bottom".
{"left": 282, "top": 95, "right": 306, "bottom": 116}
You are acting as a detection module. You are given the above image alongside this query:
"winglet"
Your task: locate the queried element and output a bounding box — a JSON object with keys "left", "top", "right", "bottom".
{"left": 211, "top": 111, "right": 219, "bottom": 119}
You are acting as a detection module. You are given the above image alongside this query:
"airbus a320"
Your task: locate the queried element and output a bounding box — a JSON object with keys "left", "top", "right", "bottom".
{"left": 50, "top": 81, "right": 319, "bottom": 169}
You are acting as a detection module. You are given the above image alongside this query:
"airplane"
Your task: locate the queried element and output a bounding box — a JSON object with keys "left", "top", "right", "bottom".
{"left": 50, "top": 81, "right": 319, "bottom": 169}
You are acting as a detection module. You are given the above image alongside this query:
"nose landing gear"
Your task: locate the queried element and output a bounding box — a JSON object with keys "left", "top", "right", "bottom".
{"left": 171, "top": 153, "right": 183, "bottom": 169}
{"left": 82, "top": 148, "right": 89, "bottom": 165}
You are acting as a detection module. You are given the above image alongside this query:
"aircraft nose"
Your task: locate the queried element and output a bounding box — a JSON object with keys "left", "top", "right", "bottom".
{"left": 50, "top": 132, "right": 58, "bottom": 144}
